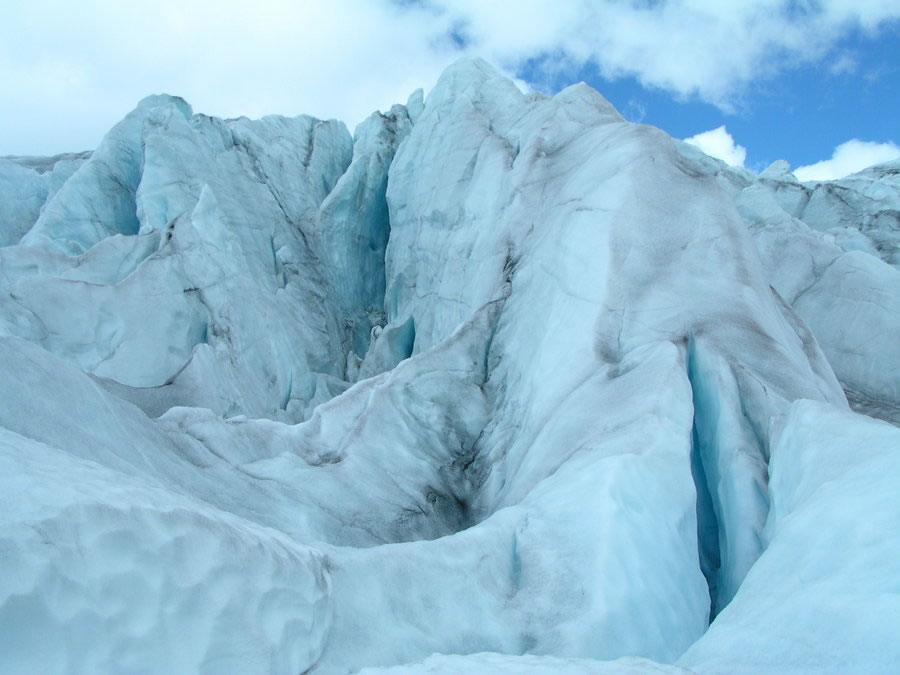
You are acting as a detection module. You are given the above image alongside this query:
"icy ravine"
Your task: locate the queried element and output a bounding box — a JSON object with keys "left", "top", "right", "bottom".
{"left": 1, "top": 57, "right": 899, "bottom": 674}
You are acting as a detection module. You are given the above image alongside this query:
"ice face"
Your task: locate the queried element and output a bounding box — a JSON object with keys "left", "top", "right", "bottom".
{"left": 1, "top": 57, "right": 898, "bottom": 673}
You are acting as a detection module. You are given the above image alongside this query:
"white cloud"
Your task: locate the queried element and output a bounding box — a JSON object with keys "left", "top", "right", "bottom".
{"left": 1, "top": 1, "right": 899, "bottom": 154}
{"left": 438, "top": 0, "right": 900, "bottom": 110}
{"left": 795, "top": 139, "right": 900, "bottom": 181}
{"left": 683, "top": 126, "right": 747, "bottom": 167}
{"left": 0, "top": 0, "right": 462, "bottom": 154}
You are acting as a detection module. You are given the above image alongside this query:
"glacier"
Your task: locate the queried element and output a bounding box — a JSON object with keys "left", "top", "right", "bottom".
{"left": 0, "top": 57, "right": 898, "bottom": 673}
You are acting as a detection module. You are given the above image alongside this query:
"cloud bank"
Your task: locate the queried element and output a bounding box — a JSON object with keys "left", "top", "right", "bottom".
{"left": 684, "top": 126, "right": 747, "bottom": 167}
{"left": 1, "top": 1, "right": 899, "bottom": 154}
{"left": 795, "top": 139, "right": 900, "bottom": 181}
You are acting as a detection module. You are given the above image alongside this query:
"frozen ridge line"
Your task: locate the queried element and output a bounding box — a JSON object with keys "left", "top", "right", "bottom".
{"left": 0, "top": 58, "right": 898, "bottom": 673}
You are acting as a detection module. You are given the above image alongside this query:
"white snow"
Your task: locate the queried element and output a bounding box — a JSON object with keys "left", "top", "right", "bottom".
{"left": 0, "top": 57, "right": 898, "bottom": 673}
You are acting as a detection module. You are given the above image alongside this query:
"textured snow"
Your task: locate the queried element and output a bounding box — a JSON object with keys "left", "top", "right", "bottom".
{"left": 1, "top": 57, "right": 898, "bottom": 673}
{"left": 0, "top": 427, "right": 331, "bottom": 674}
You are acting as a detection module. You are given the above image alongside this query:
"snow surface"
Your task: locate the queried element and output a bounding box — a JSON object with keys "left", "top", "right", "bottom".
{"left": 0, "top": 58, "right": 898, "bottom": 673}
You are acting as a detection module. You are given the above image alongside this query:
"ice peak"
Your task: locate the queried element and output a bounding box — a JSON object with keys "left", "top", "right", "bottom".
{"left": 406, "top": 88, "right": 425, "bottom": 124}
{"left": 436, "top": 55, "right": 500, "bottom": 83}
{"left": 134, "top": 94, "right": 193, "bottom": 120}
{"left": 553, "top": 81, "right": 625, "bottom": 124}
{"left": 424, "top": 57, "right": 525, "bottom": 116}
{"left": 760, "top": 159, "right": 796, "bottom": 180}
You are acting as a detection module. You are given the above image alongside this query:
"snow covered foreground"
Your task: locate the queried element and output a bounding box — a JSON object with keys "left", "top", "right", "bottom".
{"left": 0, "top": 58, "right": 898, "bottom": 673}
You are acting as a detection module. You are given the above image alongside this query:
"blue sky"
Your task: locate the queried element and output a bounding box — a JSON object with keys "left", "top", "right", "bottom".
{"left": 1, "top": 1, "right": 898, "bottom": 180}
{"left": 518, "top": 23, "right": 899, "bottom": 174}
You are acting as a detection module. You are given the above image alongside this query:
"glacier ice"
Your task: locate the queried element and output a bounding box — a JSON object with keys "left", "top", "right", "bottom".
{"left": 1, "top": 57, "right": 898, "bottom": 673}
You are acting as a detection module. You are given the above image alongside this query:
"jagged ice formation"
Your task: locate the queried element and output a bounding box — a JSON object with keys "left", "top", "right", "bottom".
{"left": 1, "top": 58, "right": 898, "bottom": 673}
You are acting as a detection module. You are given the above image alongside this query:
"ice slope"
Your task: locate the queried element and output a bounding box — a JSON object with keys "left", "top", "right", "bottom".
{"left": 725, "top": 159, "right": 900, "bottom": 422}
{"left": 1, "top": 57, "right": 898, "bottom": 673}
{"left": 658, "top": 146, "right": 900, "bottom": 423}
{"left": 0, "top": 426, "right": 332, "bottom": 674}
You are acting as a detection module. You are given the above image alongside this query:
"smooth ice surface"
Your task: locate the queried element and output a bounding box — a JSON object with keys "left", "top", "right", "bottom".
{"left": 1, "top": 58, "right": 898, "bottom": 673}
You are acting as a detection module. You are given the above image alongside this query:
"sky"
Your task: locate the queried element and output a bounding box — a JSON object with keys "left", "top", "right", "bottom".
{"left": 1, "top": 0, "right": 898, "bottom": 180}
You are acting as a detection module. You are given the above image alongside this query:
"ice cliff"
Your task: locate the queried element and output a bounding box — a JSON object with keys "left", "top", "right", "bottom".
{"left": 1, "top": 58, "right": 898, "bottom": 673}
